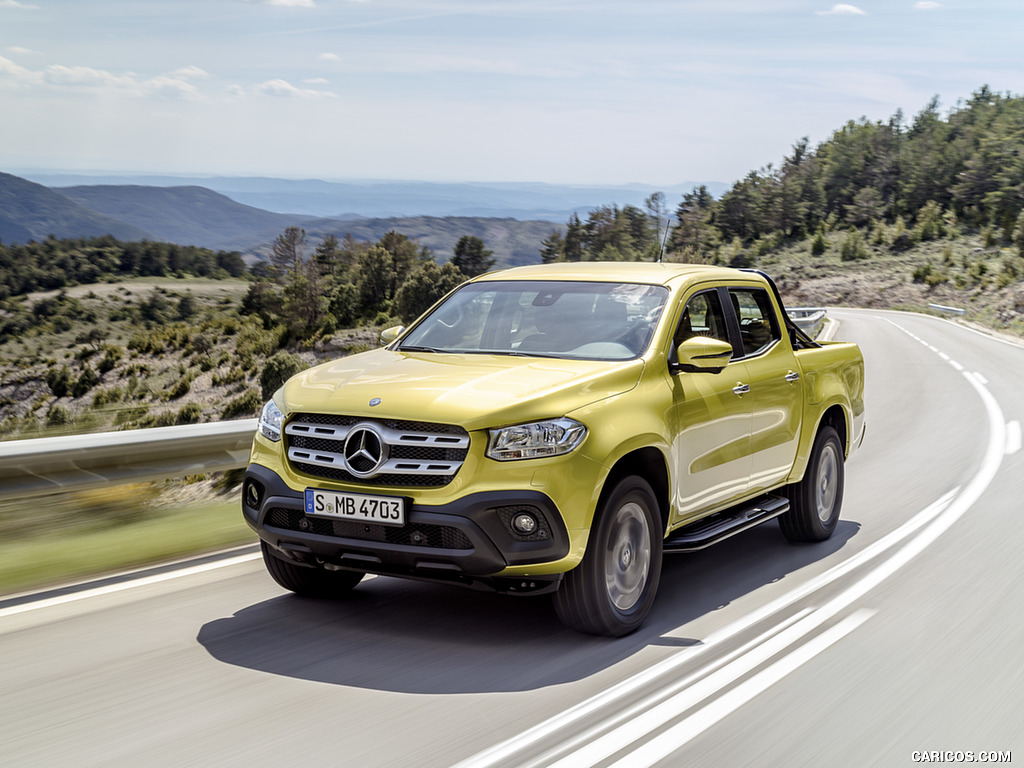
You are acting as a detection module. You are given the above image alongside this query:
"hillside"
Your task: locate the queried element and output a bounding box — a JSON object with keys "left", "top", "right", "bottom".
{"left": 0, "top": 172, "right": 150, "bottom": 243}
{"left": 59, "top": 185, "right": 298, "bottom": 251}
{"left": 243, "top": 215, "right": 558, "bottom": 268}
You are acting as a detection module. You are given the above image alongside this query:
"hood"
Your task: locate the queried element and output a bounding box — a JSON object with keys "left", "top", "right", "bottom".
{"left": 279, "top": 348, "right": 644, "bottom": 431}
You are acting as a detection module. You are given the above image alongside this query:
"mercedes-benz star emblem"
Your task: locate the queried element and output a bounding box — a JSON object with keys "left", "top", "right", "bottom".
{"left": 343, "top": 424, "right": 388, "bottom": 477}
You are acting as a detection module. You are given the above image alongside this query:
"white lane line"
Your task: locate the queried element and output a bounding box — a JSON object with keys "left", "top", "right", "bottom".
{"left": 1008, "top": 421, "right": 1022, "bottom": 455}
{"left": 939, "top": 352, "right": 950, "bottom": 361}
{"left": 549, "top": 603, "right": 876, "bottom": 768}
{"left": 609, "top": 611, "right": 874, "bottom": 768}
{"left": 452, "top": 489, "right": 958, "bottom": 768}
{"left": 0, "top": 552, "right": 262, "bottom": 619}
{"left": 974, "top": 372, "right": 989, "bottom": 385}
{"left": 521, "top": 610, "right": 815, "bottom": 768}
{"left": 950, "top": 360, "right": 964, "bottom": 371}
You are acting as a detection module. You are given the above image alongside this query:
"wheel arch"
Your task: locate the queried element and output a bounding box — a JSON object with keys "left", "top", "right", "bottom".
{"left": 598, "top": 447, "right": 670, "bottom": 536}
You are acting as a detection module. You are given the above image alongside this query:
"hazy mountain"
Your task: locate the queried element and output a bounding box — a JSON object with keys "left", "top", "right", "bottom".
{"left": 59, "top": 185, "right": 300, "bottom": 251}
{"left": 0, "top": 172, "right": 150, "bottom": 243}
{"left": 20, "top": 170, "right": 728, "bottom": 220}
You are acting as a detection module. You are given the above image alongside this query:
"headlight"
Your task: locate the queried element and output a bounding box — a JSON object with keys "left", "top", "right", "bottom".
{"left": 486, "top": 418, "right": 587, "bottom": 461}
{"left": 259, "top": 400, "right": 284, "bottom": 442}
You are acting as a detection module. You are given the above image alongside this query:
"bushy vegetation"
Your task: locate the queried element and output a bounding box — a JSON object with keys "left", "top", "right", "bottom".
{"left": 0, "top": 235, "right": 245, "bottom": 299}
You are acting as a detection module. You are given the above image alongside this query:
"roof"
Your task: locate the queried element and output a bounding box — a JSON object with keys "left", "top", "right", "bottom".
{"left": 474, "top": 261, "right": 753, "bottom": 286}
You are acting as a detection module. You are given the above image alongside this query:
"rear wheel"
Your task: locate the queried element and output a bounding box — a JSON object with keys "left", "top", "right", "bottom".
{"left": 554, "top": 476, "right": 663, "bottom": 637}
{"left": 261, "top": 541, "right": 364, "bottom": 597}
{"left": 779, "top": 425, "right": 844, "bottom": 542}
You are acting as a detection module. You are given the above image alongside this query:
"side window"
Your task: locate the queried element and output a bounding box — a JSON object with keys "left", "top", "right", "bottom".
{"left": 728, "top": 288, "right": 781, "bottom": 357}
{"left": 675, "top": 290, "right": 729, "bottom": 346}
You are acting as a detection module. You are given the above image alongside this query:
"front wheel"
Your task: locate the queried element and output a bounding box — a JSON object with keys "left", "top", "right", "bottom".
{"left": 779, "top": 425, "right": 845, "bottom": 542}
{"left": 261, "top": 541, "right": 364, "bottom": 597}
{"left": 553, "top": 476, "right": 663, "bottom": 637}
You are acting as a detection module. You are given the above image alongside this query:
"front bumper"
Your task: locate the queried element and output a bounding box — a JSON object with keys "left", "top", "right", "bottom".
{"left": 243, "top": 464, "right": 571, "bottom": 592}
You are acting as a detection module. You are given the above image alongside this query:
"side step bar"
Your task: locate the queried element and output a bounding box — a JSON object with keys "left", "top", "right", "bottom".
{"left": 663, "top": 495, "right": 790, "bottom": 553}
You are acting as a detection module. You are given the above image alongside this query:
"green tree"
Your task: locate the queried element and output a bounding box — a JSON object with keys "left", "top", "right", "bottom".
{"left": 451, "top": 235, "right": 495, "bottom": 277}
{"left": 539, "top": 230, "right": 565, "bottom": 263}
{"left": 269, "top": 227, "right": 306, "bottom": 280}
{"left": 395, "top": 261, "right": 466, "bottom": 322}
{"left": 260, "top": 351, "right": 307, "bottom": 399}
{"left": 1015, "top": 210, "right": 1024, "bottom": 257}
{"left": 356, "top": 246, "right": 396, "bottom": 316}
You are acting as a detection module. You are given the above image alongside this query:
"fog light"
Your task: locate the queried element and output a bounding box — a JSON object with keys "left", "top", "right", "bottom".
{"left": 512, "top": 513, "right": 538, "bottom": 535}
{"left": 244, "top": 479, "right": 264, "bottom": 511}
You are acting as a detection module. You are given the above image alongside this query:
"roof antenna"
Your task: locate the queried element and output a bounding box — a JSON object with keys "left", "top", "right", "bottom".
{"left": 657, "top": 214, "right": 671, "bottom": 263}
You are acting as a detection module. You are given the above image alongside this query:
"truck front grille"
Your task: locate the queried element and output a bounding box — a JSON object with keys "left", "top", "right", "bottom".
{"left": 264, "top": 507, "right": 473, "bottom": 550}
{"left": 284, "top": 413, "right": 470, "bottom": 488}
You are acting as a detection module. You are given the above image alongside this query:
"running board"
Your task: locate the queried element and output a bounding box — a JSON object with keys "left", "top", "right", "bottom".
{"left": 663, "top": 495, "right": 790, "bottom": 553}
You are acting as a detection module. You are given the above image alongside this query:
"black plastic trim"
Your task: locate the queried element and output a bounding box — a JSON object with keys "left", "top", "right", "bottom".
{"left": 243, "top": 464, "right": 571, "bottom": 582}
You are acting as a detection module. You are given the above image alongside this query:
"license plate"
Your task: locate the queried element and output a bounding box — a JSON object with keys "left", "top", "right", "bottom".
{"left": 304, "top": 488, "right": 405, "bottom": 527}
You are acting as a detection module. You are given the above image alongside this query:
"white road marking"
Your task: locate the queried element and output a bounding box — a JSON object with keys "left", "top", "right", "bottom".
{"left": 974, "top": 372, "right": 989, "bottom": 385}
{"left": 1008, "top": 421, "right": 1022, "bottom": 455}
{"left": 0, "top": 552, "right": 262, "bottom": 619}
{"left": 950, "top": 360, "right": 964, "bottom": 371}
{"left": 609, "top": 611, "right": 874, "bottom": 768}
{"left": 452, "top": 489, "right": 959, "bottom": 768}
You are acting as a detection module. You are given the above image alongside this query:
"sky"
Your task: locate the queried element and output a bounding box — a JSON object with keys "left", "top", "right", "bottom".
{"left": 1, "top": 0, "right": 1022, "bottom": 186}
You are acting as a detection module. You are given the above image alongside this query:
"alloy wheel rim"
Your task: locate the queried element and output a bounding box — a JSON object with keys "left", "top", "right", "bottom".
{"left": 816, "top": 443, "right": 840, "bottom": 523}
{"left": 605, "top": 501, "right": 651, "bottom": 611}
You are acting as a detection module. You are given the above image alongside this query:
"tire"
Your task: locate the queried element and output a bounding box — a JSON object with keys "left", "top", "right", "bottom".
{"left": 260, "top": 541, "right": 364, "bottom": 597}
{"left": 779, "top": 425, "right": 844, "bottom": 542}
{"left": 553, "top": 476, "right": 663, "bottom": 637}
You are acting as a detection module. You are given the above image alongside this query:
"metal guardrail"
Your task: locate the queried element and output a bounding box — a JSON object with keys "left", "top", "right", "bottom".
{"left": 787, "top": 307, "right": 827, "bottom": 339}
{"left": 928, "top": 303, "right": 966, "bottom": 316}
{"left": 0, "top": 419, "right": 257, "bottom": 502}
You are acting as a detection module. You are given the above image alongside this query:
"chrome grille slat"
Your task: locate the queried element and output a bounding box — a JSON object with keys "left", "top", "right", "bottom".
{"left": 285, "top": 413, "right": 469, "bottom": 487}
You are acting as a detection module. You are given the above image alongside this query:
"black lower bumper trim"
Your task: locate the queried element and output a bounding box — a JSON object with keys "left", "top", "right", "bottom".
{"left": 244, "top": 464, "right": 570, "bottom": 580}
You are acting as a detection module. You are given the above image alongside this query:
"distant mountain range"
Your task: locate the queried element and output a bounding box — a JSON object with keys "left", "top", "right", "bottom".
{"left": 1, "top": 170, "right": 727, "bottom": 267}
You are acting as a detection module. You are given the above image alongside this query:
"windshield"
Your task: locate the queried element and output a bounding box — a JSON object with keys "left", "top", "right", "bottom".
{"left": 399, "top": 280, "right": 669, "bottom": 361}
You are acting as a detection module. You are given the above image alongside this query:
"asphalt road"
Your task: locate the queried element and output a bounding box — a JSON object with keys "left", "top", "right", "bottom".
{"left": 1, "top": 309, "right": 1021, "bottom": 768}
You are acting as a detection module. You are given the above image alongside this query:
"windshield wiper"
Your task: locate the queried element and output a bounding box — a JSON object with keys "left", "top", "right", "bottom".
{"left": 399, "top": 345, "right": 449, "bottom": 353}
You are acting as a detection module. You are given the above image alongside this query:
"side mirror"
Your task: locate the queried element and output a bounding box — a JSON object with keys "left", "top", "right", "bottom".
{"left": 379, "top": 325, "right": 405, "bottom": 346}
{"left": 673, "top": 337, "right": 733, "bottom": 373}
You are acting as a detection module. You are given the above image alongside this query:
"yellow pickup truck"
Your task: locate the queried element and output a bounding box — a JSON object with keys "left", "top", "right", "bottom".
{"left": 242, "top": 262, "right": 865, "bottom": 636}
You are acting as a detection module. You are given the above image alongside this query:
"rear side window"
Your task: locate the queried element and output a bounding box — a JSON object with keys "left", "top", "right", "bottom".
{"left": 728, "top": 288, "right": 780, "bottom": 357}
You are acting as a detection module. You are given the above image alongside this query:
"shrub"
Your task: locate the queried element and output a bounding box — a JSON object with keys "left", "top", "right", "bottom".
{"left": 46, "top": 403, "right": 73, "bottom": 426}
{"left": 840, "top": 230, "right": 870, "bottom": 261}
{"left": 260, "top": 351, "right": 306, "bottom": 399}
{"left": 45, "top": 364, "right": 72, "bottom": 397}
{"left": 176, "top": 402, "right": 203, "bottom": 424}
{"left": 70, "top": 367, "right": 99, "bottom": 398}
{"left": 221, "top": 388, "right": 262, "bottom": 419}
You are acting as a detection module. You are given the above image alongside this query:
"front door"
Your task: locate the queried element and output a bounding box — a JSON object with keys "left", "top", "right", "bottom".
{"left": 670, "top": 288, "right": 753, "bottom": 522}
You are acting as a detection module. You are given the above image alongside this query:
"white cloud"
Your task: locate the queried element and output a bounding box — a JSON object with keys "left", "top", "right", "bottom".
{"left": 913, "top": 1, "right": 941, "bottom": 9}
{"left": 253, "top": 78, "right": 335, "bottom": 98}
{"left": 0, "top": 56, "right": 204, "bottom": 99}
{"left": 318, "top": 52, "right": 341, "bottom": 62}
{"left": 171, "top": 65, "right": 211, "bottom": 80}
{"left": 266, "top": 0, "right": 316, "bottom": 6}
{"left": 0, "top": 1, "right": 41, "bottom": 9}
{"left": 816, "top": 4, "right": 867, "bottom": 14}
{"left": 303, "top": 77, "right": 329, "bottom": 84}
{"left": 6, "top": 46, "right": 35, "bottom": 56}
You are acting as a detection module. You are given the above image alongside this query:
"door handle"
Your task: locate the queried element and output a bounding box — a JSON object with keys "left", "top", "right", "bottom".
{"left": 733, "top": 383, "right": 750, "bottom": 395}
{"left": 785, "top": 371, "right": 800, "bottom": 382}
